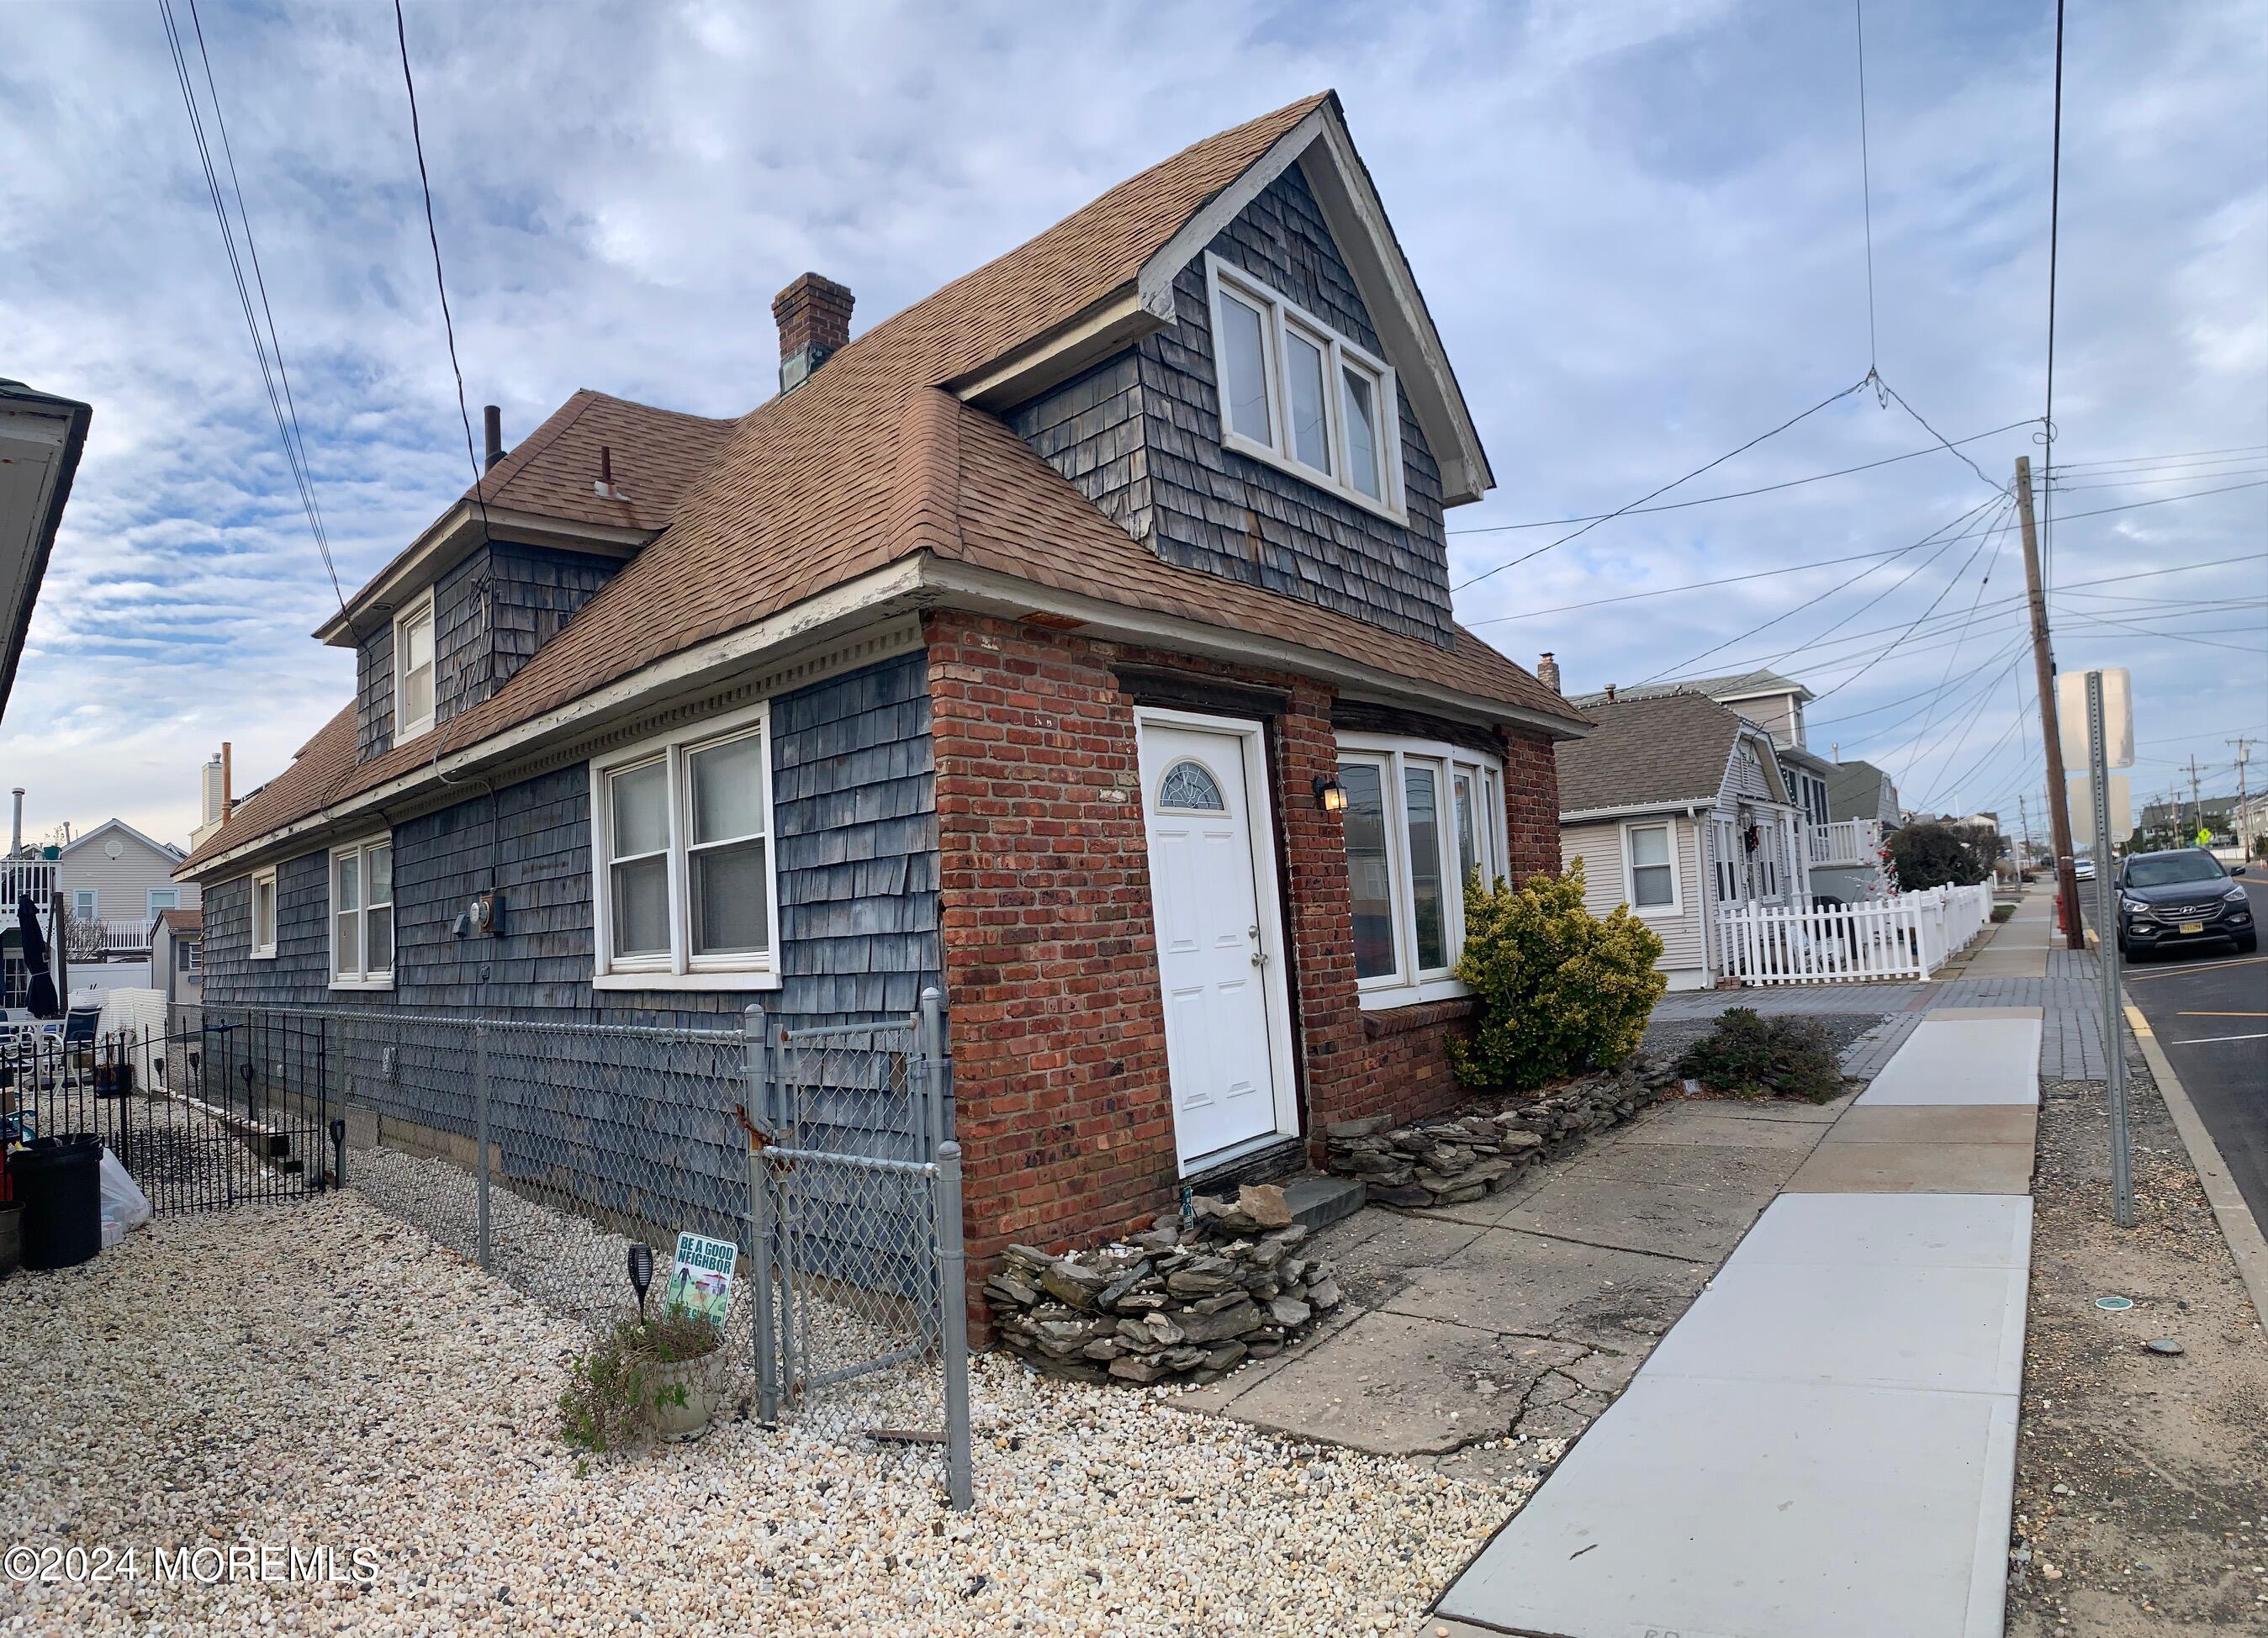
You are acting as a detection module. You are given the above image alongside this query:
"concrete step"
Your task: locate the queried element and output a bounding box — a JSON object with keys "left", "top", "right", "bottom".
{"left": 1280, "top": 1173, "right": 1365, "bottom": 1232}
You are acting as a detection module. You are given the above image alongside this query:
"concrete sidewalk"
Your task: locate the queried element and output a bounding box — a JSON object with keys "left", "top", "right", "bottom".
{"left": 1432, "top": 1007, "right": 2043, "bottom": 1638}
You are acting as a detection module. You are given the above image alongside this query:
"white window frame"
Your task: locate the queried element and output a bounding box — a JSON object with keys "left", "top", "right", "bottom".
{"left": 182, "top": 938, "right": 203, "bottom": 975}
{"left": 1205, "top": 253, "right": 1407, "bottom": 523}
{"left": 146, "top": 886, "right": 181, "bottom": 921}
{"left": 250, "top": 866, "right": 278, "bottom": 960}
{"left": 393, "top": 588, "right": 437, "bottom": 743}
{"left": 589, "top": 701, "right": 784, "bottom": 992}
{"left": 328, "top": 835, "right": 394, "bottom": 991}
{"left": 1336, "top": 732, "right": 1504, "bottom": 1009}
{"left": 1620, "top": 820, "right": 1683, "bottom": 917}
{"left": 70, "top": 889, "right": 97, "bottom": 922}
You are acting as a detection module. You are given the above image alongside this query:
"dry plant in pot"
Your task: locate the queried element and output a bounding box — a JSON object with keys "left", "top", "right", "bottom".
{"left": 559, "top": 1308, "right": 725, "bottom": 1452}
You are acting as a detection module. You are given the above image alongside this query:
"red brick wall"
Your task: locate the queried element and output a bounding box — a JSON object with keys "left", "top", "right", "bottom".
{"left": 924, "top": 610, "right": 1564, "bottom": 1314}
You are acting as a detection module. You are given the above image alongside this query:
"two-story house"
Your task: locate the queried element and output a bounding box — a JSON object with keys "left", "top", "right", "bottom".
{"left": 177, "top": 95, "right": 1589, "bottom": 1292}
{"left": 56, "top": 818, "right": 196, "bottom": 962}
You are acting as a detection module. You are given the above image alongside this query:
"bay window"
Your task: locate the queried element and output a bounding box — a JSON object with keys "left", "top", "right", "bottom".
{"left": 590, "top": 704, "right": 781, "bottom": 991}
{"left": 1206, "top": 254, "right": 1404, "bottom": 519}
{"left": 1335, "top": 733, "right": 1505, "bottom": 1004}
{"left": 330, "top": 837, "right": 394, "bottom": 989}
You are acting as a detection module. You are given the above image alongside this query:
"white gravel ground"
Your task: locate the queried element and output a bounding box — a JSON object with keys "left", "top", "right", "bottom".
{"left": 0, "top": 1192, "right": 1509, "bottom": 1635}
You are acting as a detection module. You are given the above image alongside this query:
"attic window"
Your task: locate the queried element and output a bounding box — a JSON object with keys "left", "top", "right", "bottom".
{"left": 1204, "top": 253, "right": 1404, "bottom": 521}
{"left": 394, "top": 589, "right": 436, "bottom": 742}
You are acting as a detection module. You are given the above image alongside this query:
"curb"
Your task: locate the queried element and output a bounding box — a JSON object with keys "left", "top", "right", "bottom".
{"left": 2123, "top": 1001, "right": 2268, "bottom": 1332}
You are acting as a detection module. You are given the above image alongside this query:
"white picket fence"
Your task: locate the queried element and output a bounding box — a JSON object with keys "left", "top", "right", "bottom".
{"left": 1717, "top": 883, "right": 1994, "bottom": 985}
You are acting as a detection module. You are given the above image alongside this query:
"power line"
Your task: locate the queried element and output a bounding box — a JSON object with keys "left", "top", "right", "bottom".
{"left": 1636, "top": 494, "right": 2005, "bottom": 684}
{"left": 1446, "top": 418, "right": 2035, "bottom": 536}
{"left": 1853, "top": 0, "right": 1879, "bottom": 371}
{"left": 1874, "top": 375, "right": 2006, "bottom": 496}
{"left": 2047, "top": 465, "right": 2268, "bottom": 494}
{"left": 2052, "top": 442, "right": 2268, "bottom": 473}
{"left": 1802, "top": 498, "right": 2017, "bottom": 700}
{"left": 393, "top": 2, "right": 489, "bottom": 535}
{"left": 1451, "top": 376, "right": 1874, "bottom": 592}
{"left": 2041, "top": 0, "right": 2065, "bottom": 591}
{"left": 158, "top": 0, "right": 345, "bottom": 613}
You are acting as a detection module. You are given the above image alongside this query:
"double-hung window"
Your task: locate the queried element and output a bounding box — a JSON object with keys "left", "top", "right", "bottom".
{"left": 1206, "top": 254, "right": 1404, "bottom": 520}
{"left": 71, "top": 889, "right": 96, "bottom": 922}
{"left": 590, "top": 704, "right": 781, "bottom": 991}
{"left": 1336, "top": 733, "right": 1504, "bottom": 1006}
{"left": 330, "top": 837, "right": 394, "bottom": 989}
{"left": 394, "top": 589, "right": 436, "bottom": 742}
{"left": 1624, "top": 822, "right": 1679, "bottom": 913}
{"left": 251, "top": 866, "right": 278, "bottom": 959}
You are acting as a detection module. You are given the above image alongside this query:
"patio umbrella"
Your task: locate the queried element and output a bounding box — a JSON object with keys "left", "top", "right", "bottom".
{"left": 16, "top": 892, "right": 58, "bottom": 1018}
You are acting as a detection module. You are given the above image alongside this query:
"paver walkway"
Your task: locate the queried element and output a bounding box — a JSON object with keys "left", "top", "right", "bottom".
{"left": 1430, "top": 1006, "right": 2042, "bottom": 1638}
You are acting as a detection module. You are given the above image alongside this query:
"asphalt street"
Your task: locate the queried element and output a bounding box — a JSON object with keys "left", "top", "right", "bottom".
{"left": 2108, "top": 874, "right": 2268, "bottom": 1234}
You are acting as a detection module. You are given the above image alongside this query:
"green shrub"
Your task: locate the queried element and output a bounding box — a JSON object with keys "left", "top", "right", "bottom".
{"left": 558, "top": 1309, "right": 722, "bottom": 1453}
{"left": 1886, "top": 821, "right": 1993, "bottom": 890}
{"left": 1450, "top": 860, "right": 1667, "bottom": 1092}
{"left": 1675, "top": 1007, "right": 1845, "bottom": 1103}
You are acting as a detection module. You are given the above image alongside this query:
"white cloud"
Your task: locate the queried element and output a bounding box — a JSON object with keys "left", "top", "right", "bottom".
{"left": 0, "top": 0, "right": 2260, "bottom": 850}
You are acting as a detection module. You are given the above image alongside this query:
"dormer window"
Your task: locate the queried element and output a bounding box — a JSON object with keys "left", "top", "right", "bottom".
{"left": 394, "top": 589, "right": 436, "bottom": 742}
{"left": 1204, "top": 253, "right": 1404, "bottom": 521}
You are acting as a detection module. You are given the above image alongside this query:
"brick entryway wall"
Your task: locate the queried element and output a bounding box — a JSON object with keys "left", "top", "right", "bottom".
{"left": 923, "top": 610, "right": 1562, "bottom": 1324}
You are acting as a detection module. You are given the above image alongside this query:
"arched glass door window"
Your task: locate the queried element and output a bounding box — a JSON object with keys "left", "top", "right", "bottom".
{"left": 1158, "top": 759, "right": 1228, "bottom": 812}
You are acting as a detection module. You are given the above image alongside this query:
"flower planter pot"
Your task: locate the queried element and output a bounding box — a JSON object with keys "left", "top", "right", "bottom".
{"left": 648, "top": 1350, "right": 721, "bottom": 1442}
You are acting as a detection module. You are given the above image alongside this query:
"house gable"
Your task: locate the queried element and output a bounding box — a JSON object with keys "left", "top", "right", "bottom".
{"left": 1009, "top": 162, "right": 1456, "bottom": 646}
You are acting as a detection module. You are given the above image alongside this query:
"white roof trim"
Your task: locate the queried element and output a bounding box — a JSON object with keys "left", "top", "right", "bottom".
{"left": 59, "top": 817, "right": 185, "bottom": 860}
{"left": 1136, "top": 99, "right": 1493, "bottom": 505}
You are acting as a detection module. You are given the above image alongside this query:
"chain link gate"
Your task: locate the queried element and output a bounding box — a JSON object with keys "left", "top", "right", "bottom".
{"left": 742, "top": 989, "right": 971, "bottom": 1509}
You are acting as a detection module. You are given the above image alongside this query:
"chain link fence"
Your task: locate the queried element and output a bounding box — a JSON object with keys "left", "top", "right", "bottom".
{"left": 177, "top": 1000, "right": 971, "bottom": 1505}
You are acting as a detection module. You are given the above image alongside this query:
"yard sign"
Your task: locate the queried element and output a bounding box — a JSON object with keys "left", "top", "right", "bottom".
{"left": 666, "top": 1231, "right": 737, "bottom": 1334}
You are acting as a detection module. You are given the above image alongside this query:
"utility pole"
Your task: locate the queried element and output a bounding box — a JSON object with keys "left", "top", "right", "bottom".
{"left": 2019, "top": 794, "right": 2034, "bottom": 873}
{"left": 2187, "top": 753, "right": 2204, "bottom": 843}
{"left": 2232, "top": 737, "right": 2256, "bottom": 859}
{"left": 2017, "top": 457, "right": 2082, "bottom": 944}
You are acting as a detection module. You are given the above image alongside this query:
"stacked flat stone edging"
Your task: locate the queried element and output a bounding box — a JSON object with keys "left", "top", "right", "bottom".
{"left": 988, "top": 1185, "right": 1345, "bottom": 1387}
{"left": 1327, "top": 1054, "right": 1682, "bottom": 1207}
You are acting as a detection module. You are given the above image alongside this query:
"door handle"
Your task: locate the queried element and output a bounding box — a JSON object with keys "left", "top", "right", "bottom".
{"left": 1248, "top": 924, "right": 1267, "bottom": 966}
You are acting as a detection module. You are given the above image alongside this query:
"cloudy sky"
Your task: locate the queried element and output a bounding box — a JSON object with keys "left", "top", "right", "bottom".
{"left": 3, "top": 0, "right": 2262, "bottom": 849}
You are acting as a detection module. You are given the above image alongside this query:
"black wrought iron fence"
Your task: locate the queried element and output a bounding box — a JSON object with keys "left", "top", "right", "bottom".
{"left": 0, "top": 1017, "right": 331, "bottom": 1214}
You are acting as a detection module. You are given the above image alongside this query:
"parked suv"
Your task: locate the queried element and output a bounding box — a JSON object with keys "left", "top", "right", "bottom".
{"left": 2115, "top": 848, "right": 2255, "bottom": 960}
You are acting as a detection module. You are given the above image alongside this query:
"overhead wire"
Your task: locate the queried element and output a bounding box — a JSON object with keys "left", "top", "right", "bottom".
{"left": 157, "top": 0, "right": 345, "bottom": 613}
{"left": 1446, "top": 418, "right": 2036, "bottom": 536}
{"left": 1451, "top": 376, "right": 1875, "bottom": 591}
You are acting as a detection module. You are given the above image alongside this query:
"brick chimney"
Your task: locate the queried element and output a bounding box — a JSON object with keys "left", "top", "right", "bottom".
{"left": 1536, "top": 652, "right": 1562, "bottom": 694}
{"left": 772, "top": 273, "right": 854, "bottom": 394}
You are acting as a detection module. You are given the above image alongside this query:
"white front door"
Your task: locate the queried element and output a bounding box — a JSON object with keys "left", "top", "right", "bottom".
{"left": 1137, "top": 713, "right": 1294, "bottom": 1170}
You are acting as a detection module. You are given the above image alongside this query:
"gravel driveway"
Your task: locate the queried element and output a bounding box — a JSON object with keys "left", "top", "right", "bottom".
{"left": 0, "top": 1191, "right": 1504, "bottom": 1635}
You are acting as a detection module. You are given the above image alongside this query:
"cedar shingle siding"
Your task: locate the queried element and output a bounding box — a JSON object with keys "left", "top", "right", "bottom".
{"left": 354, "top": 540, "right": 621, "bottom": 762}
{"left": 1010, "top": 166, "right": 1456, "bottom": 647}
{"left": 204, "top": 653, "right": 940, "bottom": 1044}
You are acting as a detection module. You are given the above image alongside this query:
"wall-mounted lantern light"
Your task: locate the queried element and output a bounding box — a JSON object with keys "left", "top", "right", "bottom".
{"left": 1314, "top": 775, "right": 1348, "bottom": 813}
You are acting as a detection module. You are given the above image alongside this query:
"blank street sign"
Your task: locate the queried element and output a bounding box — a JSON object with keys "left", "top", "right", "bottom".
{"left": 2058, "top": 668, "right": 2133, "bottom": 769}
{"left": 2069, "top": 772, "right": 2132, "bottom": 851}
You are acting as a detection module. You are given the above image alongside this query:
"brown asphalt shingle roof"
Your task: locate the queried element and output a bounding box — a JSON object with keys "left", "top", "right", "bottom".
{"left": 186, "top": 92, "right": 1578, "bottom": 876}
{"left": 1555, "top": 692, "right": 1743, "bottom": 817}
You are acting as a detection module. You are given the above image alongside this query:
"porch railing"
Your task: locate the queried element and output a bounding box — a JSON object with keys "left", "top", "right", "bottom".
{"left": 1805, "top": 817, "right": 1885, "bottom": 869}
{"left": 1718, "top": 882, "right": 1993, "bottom": 985}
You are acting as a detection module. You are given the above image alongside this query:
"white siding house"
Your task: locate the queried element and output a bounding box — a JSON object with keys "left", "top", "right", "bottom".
{"left": 56, "top": 819, "right": 198, "bottom": 955}
{"left": 1557, "top": 690, "right": 1809, "bottom": 991}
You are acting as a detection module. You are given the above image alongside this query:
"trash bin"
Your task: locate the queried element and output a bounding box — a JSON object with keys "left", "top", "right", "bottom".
{"left": 7, "top": 1135, "right": 102, "bottom": 1270}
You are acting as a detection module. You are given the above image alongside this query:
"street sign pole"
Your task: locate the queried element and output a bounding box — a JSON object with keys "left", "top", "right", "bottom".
{"left": 2086, "top": 671, "right": 2134, "bottom": 1228}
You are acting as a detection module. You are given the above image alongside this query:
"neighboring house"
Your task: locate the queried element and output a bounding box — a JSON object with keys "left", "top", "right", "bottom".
{"left": 177, "top": 96, "right": 1589, "bottom": 1293}
{"left": 1569, "top": 669, "right": 1890, "bottom": 901}
{"left": 1556, "top": 691, "right": 1807, "bottom": 991}
{"left": 1827, "top": 758, "right": 1901, "bottom": 827}
{"left": 151, "top": 907, "right": 204, "bottom": 1005}
{"left": 57, "top": 818, "right": 197, "bottom": 957}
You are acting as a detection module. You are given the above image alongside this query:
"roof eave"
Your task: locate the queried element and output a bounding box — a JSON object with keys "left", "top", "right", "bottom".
{"left": 314, "top": 504, "right": 654, "bottom": 646}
